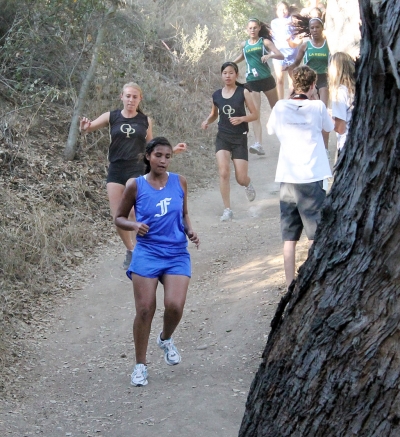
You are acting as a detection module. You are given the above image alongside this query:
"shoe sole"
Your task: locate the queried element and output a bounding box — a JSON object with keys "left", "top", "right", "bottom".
{"left": 131, "top": 380, "right": 148, "bottom": 387}
{"left": 157, "top": 333, "right": 181, "bottom": 366}
{"left": 164, "top": 355, "right": 181, "bottom": 366}
{"left": 249, "top": 148, "right": 265, "bottom": 156}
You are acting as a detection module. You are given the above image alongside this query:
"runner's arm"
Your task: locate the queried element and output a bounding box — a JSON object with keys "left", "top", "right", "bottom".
{"left": 230, "top": 89, "right": 258, "bottom": 125}
{"left": 233, "top": 42, "right": 245, "bottom": 64}
{"left": 179, "top": 175, "right": 200, "bottom": 248}
{"left": 114, "top": 180, "right": 149, "bottom": 236}
{"left": 201, "top": 101, "right": 218, "bottom": 129}
{"left": 285, "top": 42, "right": 306, "bottom": 75}
{"left": 79, "top": 112, "right": 110, "bottom": 134}
{"left": 261, "top": 40, "right": 284, "bottom": 62}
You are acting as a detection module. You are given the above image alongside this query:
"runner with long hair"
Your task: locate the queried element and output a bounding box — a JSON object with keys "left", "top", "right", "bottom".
{"left": 285, "top": 16, "right": 330, "bottom": 148}
{"left": 233, "top": 18, "right": 284, "bottom": 156}
{"left": 202, "top": 62, "right": 258, "bottom": 221}
{"left": 328, "top": 52, "right": 356, "bottom": 152}
{"left": 270, "top": 2, "right": 300, "bottom": 99}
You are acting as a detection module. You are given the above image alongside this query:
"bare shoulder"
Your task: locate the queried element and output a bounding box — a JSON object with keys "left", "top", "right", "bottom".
{"left": 178, "top": 174, "right": 188, "bottom": 190}
{"left": 178, "top": 174, "right": 187, "bottom": 184}
{"left": 125, "top": 177, "right": 138, "bottom": 191}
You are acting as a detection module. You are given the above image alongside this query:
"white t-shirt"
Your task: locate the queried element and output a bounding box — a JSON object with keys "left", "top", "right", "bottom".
{"left": 331, "top": 85, "right": 353, "bottom": 150}
{"left": 271, "top": 17, "right": 297, "bottom": 62}
{"left": 267, "top": 99, "right": 334, "bottom": 183}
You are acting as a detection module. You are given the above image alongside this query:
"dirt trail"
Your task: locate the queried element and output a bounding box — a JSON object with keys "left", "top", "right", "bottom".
{"left": 0, "top": 100, "right": 333, "bottom": 436}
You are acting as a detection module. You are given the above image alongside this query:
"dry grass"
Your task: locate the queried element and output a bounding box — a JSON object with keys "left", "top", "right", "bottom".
{"left": 0, "top": 0, "right": 268, "bottom": 395}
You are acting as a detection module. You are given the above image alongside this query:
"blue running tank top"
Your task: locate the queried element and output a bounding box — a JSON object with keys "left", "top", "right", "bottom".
{"left": 134, "top": 172, "right": 187, "bottom": 253}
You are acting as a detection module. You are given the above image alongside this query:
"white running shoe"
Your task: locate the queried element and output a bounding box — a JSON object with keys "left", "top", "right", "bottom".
{"left": 249, "top": 142, "right": 265, "bottom": 155}
{"left": 157, "top": 332, "right": 181, "bottom": 366}
{"left": 220, "top": 208, "right": 233, "bottom": 222}
{"left": 131, "top": 363, "right": 148, "bottom": 386}
{"left": 122, "top": 249, "right": 133, "bottom": 270}
{"left": 245, "top": 182, "right": 256, "bottom": 202}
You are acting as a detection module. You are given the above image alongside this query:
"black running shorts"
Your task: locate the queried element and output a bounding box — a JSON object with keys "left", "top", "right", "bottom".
{"left": 107, "top": 159, "right": 145, "bottom": 185}
{"left": 215, "top": 131, "right": 248, "bottom": 161}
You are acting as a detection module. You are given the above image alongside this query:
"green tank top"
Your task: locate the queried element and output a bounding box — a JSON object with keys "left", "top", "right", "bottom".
{"left": 303, "top": 40, "right": 329, "bottom": 74}
{"left": 243, "top": 38, "right": 272, "bottom": 82}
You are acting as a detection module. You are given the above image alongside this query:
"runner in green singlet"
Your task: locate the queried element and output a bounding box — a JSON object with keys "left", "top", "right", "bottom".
{"left": 233, "top": 18, "right": 284, "bottom": 156}
{"left": 285, "top": 16, "right": 330, "bottom": 148}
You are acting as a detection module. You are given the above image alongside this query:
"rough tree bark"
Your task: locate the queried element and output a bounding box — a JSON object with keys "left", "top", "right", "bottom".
{"left": 63, "top": 1, "right": 117, "bottom": 161}
{"left": 325, "top": 0, "right": 361, "bottom": 58}
{"left": 239, "top": 1, "right": 400, "bottom": 436}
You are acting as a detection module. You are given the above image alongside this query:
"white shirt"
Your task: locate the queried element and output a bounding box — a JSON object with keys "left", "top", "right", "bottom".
{"left": 271, "top": 17, "right": 297, "bottom": 60}
{"left": 267, "top": 99, "right": 334, "bottom": 183}
{"left": 331, "top": 85, "right": 353, "bottom": 150}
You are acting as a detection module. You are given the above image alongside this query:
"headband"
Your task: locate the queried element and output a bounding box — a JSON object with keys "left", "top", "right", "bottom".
{"left": 309, "top": 17, "right": 324, "bottom": 25}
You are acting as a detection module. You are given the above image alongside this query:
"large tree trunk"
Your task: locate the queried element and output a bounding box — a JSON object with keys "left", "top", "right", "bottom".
{"left": 325, "top": 0, "right": 361, "bottom": 58}
{"left": 239, "top": 1, "right": 400, "bottom": 436}
{"left": 63, "top": 2, "right": 117, "bottom": 161}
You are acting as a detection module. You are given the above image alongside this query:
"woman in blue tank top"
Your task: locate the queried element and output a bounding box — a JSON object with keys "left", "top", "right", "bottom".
{"left": 79, "top": 83, "right": 187, "bottom": 269}
{"left": 115, "top": 137, "right": 199, "bottom": 387}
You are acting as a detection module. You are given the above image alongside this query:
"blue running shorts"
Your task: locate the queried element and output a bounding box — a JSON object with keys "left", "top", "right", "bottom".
{"left": 126, "top": 245, "right": 191, "bottom": 280}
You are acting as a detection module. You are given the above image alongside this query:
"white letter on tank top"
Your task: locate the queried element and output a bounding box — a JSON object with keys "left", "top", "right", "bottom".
{"left": 155, "top": 198, "right": 172, "bottom": 217}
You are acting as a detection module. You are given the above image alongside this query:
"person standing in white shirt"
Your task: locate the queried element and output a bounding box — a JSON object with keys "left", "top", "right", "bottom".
{"left": 267, "top": 65, "right": 334, "bottom": 288}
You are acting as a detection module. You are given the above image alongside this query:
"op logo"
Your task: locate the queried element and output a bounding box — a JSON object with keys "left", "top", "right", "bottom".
{"left": 222, "top": 105, "right": 235, "bottom": 118}
{"left": 120, "top": 124, "right": 136, "bottom": 138}
{"left": 155, "top": 198, "right": 172, "bottom": 217}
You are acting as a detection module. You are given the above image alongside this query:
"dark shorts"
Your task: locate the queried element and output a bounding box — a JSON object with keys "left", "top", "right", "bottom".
{"left": 126, "top": 245, "right": 191, "bottom": 280}
{"left": 215, "top": 131, "right": 248, "bottom": 161}
{"left": 280, "top": 181, "right": 326, "bottom": 241}
{"left": 107, "top": 159, "right": 145, "bottom": 185}
{"left": 316, "top": 73, "right": 328, "bottom": 89}
{"left": 246, "top": 76, "right": 276, "bottom": 93}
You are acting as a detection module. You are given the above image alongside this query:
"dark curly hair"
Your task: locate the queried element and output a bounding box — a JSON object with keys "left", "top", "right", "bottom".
{"left": 143, "top": 136, "right": 173, "bottom": 173}
{"left": 292, "top": 65, "right": 317, "bottom": 93}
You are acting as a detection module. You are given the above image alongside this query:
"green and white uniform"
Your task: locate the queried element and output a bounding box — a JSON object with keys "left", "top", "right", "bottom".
{"left": 243, "top": 38, "right": 272, "bottom": 82}
{"left": 303, "top": 40, "right": 330, "bottom": 74}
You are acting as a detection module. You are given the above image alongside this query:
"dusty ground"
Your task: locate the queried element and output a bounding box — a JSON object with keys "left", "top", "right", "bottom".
{"left": 0, "top": 99, "right": 335, "bottom": 436}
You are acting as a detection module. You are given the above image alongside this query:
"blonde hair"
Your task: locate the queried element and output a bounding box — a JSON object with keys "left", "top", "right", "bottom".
{"left": 121, "top": 82, "right": 144, "bottom": 113}
{"left": 328, "top": 52, "right": 355, "bottom": 101}
{"left": 122, "top": 81, "right": 142, "bottom": 96}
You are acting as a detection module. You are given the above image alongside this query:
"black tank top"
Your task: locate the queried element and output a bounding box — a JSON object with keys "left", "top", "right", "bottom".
{"left": 212, "top": 87, "right": 248, "bottom": 135}
{"left": 108, "top": 110, "right": 149, "bottom": 164}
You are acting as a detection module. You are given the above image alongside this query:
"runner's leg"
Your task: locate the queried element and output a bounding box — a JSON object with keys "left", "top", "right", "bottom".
{"left": 232, "top": 159, "right": 250, "bottom": 187}
{"left": 132, "top": 274, "right": 158, "bottom": 364}
{"left": 107, "top": 182, "right": 134, "bottom": 250}
{"left": 161, "top": 275, "right": 190, "bottom": 340}
{"left": 216, "top": 150, "right": 232, "bottom": 209}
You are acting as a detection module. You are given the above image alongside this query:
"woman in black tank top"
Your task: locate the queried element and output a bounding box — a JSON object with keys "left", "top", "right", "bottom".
{"left": 201, "top": 62, "right": 258, "bottom": 222}
{"left": 79, "top": 82, "right": 187, "bottom": 269}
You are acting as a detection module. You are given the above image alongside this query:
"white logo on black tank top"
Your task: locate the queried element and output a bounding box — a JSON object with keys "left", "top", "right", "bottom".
{"left": 222, "top": 105, "right": 235, "bottom": 118}
{"left": 120, "top": 124, "right": 136, "bottom": 138}
{"left": 155, "top": 198, "right": 172, "bottom": 217}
